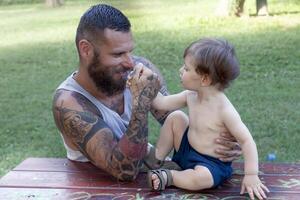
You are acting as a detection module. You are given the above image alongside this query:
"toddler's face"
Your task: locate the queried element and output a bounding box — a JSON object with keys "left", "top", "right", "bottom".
{"left": 179, "top": 55, "right": 202, "bottom": 91}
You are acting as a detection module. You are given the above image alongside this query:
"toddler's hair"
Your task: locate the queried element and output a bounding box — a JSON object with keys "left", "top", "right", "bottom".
{"left": 184, "top": 38, "right": 240, "bottom": 90}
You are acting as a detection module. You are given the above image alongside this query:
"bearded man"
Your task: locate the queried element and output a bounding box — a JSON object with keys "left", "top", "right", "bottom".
{"left": 52, "top": 4, "right": 241, "bottom": 181}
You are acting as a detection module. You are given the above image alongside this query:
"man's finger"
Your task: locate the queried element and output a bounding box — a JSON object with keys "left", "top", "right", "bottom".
{"left": 217, "top": 150, "right": 241, "bottom": 161}
{"left": 138, "top": 66, "right": 144, "bottom": 79}
{"left": 215, "top": 148, "right": 241, "bottom": 156}
{"left": 220, "top": 132, "right": 236, "bottom": 139}
{"left": 216, "top": 139, "right": 241, "bottom": 150}
{"left": 131, "top": 63, "right": 144, "bottom": 77}
{"left": 219, "top": 156, "right": 237, "bottom": 162}
{"left": 127, "top": 66, "right": 137, "bottom": 79}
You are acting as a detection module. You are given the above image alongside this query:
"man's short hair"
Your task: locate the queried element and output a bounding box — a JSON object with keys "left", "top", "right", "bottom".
{"left": 75, "top": 4, "right": 131, "bottom": 51}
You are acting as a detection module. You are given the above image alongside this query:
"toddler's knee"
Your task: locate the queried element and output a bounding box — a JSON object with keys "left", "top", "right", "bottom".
{"left": 167, "top": 110, "right": 188, "bottom": 122}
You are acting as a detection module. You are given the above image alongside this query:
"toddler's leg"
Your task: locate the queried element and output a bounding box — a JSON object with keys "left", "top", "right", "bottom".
{"left": 172, "top": 165, "right": 214, "bottom": 190}
{"left": 150, "top": 165, "right": 214, "bottom": 191}
{"left": 155, "top": 110, "right": 189, "bottom": 160}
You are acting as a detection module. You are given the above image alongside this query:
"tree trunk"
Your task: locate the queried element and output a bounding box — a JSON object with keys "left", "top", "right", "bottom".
{"left": 231, "top": 0, "right": 246, "bottom": 17}
{"left": 256, "top": 0, "right": 268, "bottom": 16}
{"left": 45, "top": 0, "right": 64, "bottom": 7}
{"left": 215, "top": 0, "right": 230, "bottom": 16}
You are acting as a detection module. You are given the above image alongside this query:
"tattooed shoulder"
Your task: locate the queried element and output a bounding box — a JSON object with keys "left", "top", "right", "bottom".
{"left": 54, "top": 101, "right": 112, "bottom": 154}
{"left": 52, "top": 89, "right": 109, "bottom": 149}
{"left": 71, "top": 91, "right": 102, "bottom": 116}
{"left": 53, "top": 89, "right": 102, "bottom": 116}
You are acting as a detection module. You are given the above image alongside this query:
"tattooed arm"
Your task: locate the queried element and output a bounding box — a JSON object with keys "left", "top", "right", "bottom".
{"left": 132, "top": 56, "right": 171, "bottom": 125}
{"left": 52, "top": 71, "right": 160, "bottom": 181}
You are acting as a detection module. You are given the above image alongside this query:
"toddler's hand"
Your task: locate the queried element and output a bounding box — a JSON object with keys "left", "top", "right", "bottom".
{"left": 241, "top": 174, "right": 269, "bottom": 200}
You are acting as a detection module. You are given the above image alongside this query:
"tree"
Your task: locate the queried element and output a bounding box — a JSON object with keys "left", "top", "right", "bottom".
{"left": 45, "top": 0, "right": 64, "bottom": 7}
{"left": 256, "top": 0, "right": 268, "bottom": 16}
{"left": 232, "top": 0, "right": 246, "bottom": 17}
{"left": 215, "top": 0, "right": 230, "bottom": 16}
{"left": 229, "top": 0, "right": 268, "bottom": 17}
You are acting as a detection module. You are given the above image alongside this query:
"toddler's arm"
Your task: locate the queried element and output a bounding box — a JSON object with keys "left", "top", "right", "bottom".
{"left": 152, "top": 90, "right": 188, "bottom": 111}
{"left": 222, "top": 106, "right": 269, "bottom": 199}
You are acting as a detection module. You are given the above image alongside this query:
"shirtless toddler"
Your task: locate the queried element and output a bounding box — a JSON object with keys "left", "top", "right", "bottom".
{"left": 147, "top": 38, "right": 269, "bottom": 200}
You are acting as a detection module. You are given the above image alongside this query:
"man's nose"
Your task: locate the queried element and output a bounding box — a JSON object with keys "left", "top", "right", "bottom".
{"left": 122, "top": 53, "right": 134, "bottom": 70}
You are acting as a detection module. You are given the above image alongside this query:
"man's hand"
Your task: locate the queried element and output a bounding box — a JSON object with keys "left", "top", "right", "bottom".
{"left": 131, "top": 56, "right": 171, "bottom": 125}
{"left": 215, "top": 132, "right": 242, "bottom": 162}
{"left": 127, "top": 63, "right": 161, "bottom": 105}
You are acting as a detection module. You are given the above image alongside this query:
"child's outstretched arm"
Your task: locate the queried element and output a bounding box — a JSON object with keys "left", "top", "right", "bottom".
{"left": 152, "top": 90, "right": 189, "bottom": 111}
{"left": 222, "top": 106, "right": 269, "bottom": 200}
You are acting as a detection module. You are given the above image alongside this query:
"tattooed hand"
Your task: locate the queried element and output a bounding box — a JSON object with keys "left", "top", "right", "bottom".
{"left": 127, "top": 63, "right": 161, "bottom": 108}
{"left": 131, "top": 56, "right": 171, "bottom": 125}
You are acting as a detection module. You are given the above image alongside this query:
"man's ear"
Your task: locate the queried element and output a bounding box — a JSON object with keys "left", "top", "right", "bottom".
{"left": 201, "top": 74, "right": 212, "bottom": 86}
{"left": 78, "top": 39, "right": 93, "bottom": 59}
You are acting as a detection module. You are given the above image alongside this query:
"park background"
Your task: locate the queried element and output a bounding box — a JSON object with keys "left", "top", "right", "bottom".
{"left": 0, "top": 0, "right": 299, "bottom": 177}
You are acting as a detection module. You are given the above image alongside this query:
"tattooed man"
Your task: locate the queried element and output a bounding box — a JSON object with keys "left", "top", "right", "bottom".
{"left": 52, "top": 4, "right": 241, "bottom": 181}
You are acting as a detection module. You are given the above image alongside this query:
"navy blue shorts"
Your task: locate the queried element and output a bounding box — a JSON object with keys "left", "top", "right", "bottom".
{"left": 172, "top": 127, "right": 232, "bottom": 187}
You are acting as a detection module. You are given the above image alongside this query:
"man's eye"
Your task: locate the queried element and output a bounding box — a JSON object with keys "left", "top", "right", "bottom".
{"left": 113, "top": 53, "right": 123, "bottom": 57}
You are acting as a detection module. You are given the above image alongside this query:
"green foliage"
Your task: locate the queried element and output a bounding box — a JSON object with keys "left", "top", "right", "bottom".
{"left": 0, "top": 0, "right": 299, "bottom": 177}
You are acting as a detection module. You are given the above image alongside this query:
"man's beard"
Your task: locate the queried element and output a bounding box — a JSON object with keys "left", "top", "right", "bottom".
{"left": 88, "top": 51, "right": 127, "bottom": 96}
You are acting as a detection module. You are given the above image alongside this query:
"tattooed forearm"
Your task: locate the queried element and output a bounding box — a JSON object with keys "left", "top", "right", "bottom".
{"left": 132, "top": 56, "right": 172, "bottom": 125}
{"left": 119, "top": 73, "right": 160, "bottom": 162}
{"left": 85, "top": 129, "right": 140, "bottom": 180}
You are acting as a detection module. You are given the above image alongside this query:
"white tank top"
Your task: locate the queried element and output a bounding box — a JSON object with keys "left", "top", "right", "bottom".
{"left": 56, "top": 72, "right": 132, "bottom": 162}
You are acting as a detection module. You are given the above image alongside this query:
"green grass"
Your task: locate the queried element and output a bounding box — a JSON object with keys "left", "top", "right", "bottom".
{"left": 0, "top": 0, "right": 299, "bottom": 177}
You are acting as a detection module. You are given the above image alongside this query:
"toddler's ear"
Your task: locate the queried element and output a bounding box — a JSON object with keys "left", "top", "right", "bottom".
{"left": 201, "top": 74, "right": 212, "bottom": 86}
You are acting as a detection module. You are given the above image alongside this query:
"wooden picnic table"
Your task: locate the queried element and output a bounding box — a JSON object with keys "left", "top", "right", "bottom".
{"left": 0, "top": 158, "right": 299, "bottom": 199}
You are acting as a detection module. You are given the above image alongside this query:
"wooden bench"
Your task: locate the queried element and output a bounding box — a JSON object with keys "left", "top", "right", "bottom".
{"left": 0, "top": 158, "right": 299, "bottom": 199}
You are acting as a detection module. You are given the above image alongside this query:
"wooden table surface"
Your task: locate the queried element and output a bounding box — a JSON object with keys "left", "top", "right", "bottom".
{"left": 0, "top": 158, "right": 299, "bottom": 199}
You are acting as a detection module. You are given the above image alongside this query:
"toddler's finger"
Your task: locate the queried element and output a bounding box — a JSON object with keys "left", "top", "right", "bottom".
{"left": 240, "top": 185, "right": 245, "bottom": 194}
{"left": 247, "top": 187, "right": 255, "bottom": 200}
{"left": 261, "top": 184, "right": 270, "bottom": 193}
{"left": 258, "top": 187, "right": 267, "bottom": 199}
{"left": 253, "top": 188, "right": 263, "bottom": 200}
